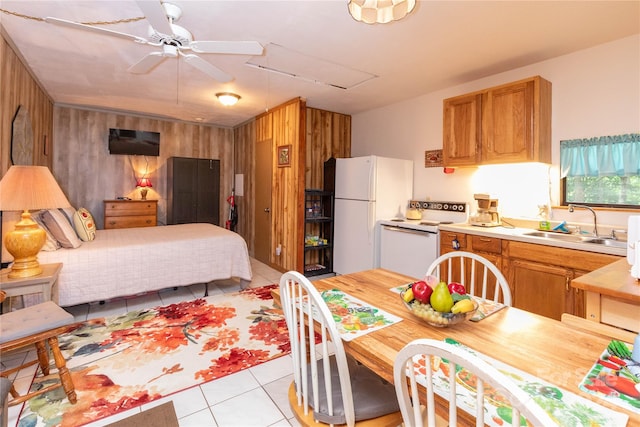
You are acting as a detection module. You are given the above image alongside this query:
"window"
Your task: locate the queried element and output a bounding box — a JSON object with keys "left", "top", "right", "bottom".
{"left": 560, "top": 133, "right": 640, "bottom": 208}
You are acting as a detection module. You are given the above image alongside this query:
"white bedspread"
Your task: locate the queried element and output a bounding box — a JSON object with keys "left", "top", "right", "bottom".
{"left": 37, "top": 223, "right": 253, "bottom": 307}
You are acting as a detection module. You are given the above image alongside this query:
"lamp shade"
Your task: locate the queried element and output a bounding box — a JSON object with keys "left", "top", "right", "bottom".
{"left": 348, "top": 0, "right": 416, "bottom": 24}
{"left": 0, "top": 165, "right": 72, "bottom": 211}
{"left": 136, "top": 177, "right": 153, "bottom": 188}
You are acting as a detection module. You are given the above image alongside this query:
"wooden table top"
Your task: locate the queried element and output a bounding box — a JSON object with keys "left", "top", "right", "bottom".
{"left": 291, "top": 268, "right": 639, "bottom": 426}
{"left": 572, "top": 258, "right": 640, "bottom": 303}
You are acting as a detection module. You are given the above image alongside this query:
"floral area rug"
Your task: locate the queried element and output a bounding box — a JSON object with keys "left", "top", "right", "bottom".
{"left": 18, "top": 285, "right": 289, "bottom": 427}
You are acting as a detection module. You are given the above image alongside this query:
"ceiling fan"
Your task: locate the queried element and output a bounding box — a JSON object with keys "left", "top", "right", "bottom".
{"left": 45, "top": 1, "right": 263, "bottom": 83}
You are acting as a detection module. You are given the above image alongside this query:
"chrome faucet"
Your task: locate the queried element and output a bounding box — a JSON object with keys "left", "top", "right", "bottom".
{"left": 568, "top": 204, "right": 598, "bottom": 237}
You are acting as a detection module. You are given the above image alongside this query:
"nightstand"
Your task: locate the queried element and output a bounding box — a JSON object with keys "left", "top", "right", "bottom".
{"left": 104, "top": 200, "right": 158, "bottom": 229}
{"left": 0, "top": 263, "right": 63, "bottom": 312}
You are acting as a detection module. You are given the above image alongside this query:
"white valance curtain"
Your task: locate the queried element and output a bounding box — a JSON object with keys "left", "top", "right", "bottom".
{"left": 560, "top": 133, "right": 640, "bottom": 178}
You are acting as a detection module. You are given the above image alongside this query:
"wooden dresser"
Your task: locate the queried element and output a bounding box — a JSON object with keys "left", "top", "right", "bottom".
{"left": 103, "top": 200, "right": 157, "bottom": 229}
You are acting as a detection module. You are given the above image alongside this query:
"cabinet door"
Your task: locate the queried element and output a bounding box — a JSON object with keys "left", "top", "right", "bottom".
{"left": 482, "top": 80, "right": 534, "bottom": 164}
{"left": 196, "top": 159, "right": 220, "bottom": 225}
{"left": 510, "top": 259, "right": 572, "bottom": 321}
{"left": 168, "top": 157, "right": 198, "bottom": 224}
{"left": 570, "top": 269, "right": 588, "bottom": 318}
{"left": 443, "top": 93, "right": 482, "bottom": 166}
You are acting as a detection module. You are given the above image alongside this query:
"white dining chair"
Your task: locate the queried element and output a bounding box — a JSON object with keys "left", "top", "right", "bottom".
{"left": 279, "top": 271, "right": 403, "bottom": 427}
{"left": 425, "top": 251, "right": 512, "bottom": 306}
{"left": 393, "top": 338, "right": 555, "bottom": 427}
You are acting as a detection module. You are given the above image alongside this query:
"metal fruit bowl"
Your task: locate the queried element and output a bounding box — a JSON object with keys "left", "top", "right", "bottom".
{"left": 400, "top": 291, "right": 478, "bottom": 327}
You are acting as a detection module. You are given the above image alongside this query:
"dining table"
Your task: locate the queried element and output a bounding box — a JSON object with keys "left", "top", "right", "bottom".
{"left": 274, "top": 268, "right": 640, "bottom": 427}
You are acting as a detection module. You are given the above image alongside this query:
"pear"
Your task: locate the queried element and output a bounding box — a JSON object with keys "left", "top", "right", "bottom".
{"left": 430, "top": 282, "right": 454, "bottom": 313}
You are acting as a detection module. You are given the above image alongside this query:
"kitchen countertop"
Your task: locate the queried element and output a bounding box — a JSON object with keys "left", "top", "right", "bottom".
{"left": 438, "top": 223, "right": 627, "bottom": 257}
{"left": 571, "top": 258, "right": 640, "bottom": 302}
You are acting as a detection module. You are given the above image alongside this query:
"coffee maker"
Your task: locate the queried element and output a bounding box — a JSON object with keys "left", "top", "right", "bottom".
{"left": 469, "top": 194, "right": 501, "bottom": 227}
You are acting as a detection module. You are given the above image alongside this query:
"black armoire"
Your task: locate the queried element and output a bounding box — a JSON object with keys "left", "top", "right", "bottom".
{"left": 167, "top": 157, "right": 220, "bottom": 225}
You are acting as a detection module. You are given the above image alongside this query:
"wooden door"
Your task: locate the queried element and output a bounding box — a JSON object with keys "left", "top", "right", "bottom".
{"left": 442, "top": 93, "right": 482, "bottom": 166}
{"left": 254, "top": 138, "right": 272, "bottom": 265}
{"left": 510, "top": 259, "right": 571, "bottom": 321}
{"left": 482, "top": 79, "right": 534, "bottom": 163}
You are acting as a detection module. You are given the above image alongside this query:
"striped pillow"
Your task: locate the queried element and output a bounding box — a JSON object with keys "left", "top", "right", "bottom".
{"left": 41, "top": 209, "right": 82, "bottom": 249}
{"left": 33, "top": 211, "right": 61, "bottom": 251}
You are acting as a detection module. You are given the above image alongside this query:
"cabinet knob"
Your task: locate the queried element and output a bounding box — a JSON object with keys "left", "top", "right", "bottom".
{"left": 146, "top": 220, "right": 152, "bottom": 224}
{"left": 109, "top": 221, "right": 116, "bottom": 226}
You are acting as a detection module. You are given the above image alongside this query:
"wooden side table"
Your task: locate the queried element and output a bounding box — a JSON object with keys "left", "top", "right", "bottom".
{"left": 0, "top": 263, "right": 62, "bottom": 312}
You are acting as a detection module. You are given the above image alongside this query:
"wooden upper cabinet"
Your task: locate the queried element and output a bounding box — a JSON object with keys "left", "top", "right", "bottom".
{"left": 443, "top": 76, "right": 551, "bottom": 166}
{"left": 443, "top": 93, "right": 481, "bottom": 166}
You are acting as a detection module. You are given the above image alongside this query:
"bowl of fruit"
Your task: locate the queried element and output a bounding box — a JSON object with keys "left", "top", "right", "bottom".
{"left": 400, "top": 279, "right": 478, "bottom": 327}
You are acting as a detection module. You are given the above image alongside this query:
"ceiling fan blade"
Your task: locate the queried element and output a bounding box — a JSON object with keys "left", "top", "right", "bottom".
{"left": 136, "top": 0, "right": 173, "bottom": 35}
{"left": 128, "top": 51, "right": 166, "bottom": 74}
{"left": 190, "top": 41, "right": 264, "bottom": 56}
{"left": 45, "top": 17, "right": 147, "bottom": 43}
{"left": 182, "top": 54, "right": 233, "bottom": 83}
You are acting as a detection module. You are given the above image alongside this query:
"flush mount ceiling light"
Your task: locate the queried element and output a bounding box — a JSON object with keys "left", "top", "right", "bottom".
{"left": 216, "top": 92, "right": 241, "bottom": 106}
{"left": 348, "top": 0, "right": 416, "bottom": 24}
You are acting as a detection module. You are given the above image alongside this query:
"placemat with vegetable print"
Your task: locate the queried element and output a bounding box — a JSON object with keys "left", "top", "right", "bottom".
{"left": 404, "top": 338, "right": 629, "bottom": 426}
{"left": 579, "top": 339, "right": 640, "bottom": 414}
{"left": 318, "top": 289, "right": 402, "bottom": 341}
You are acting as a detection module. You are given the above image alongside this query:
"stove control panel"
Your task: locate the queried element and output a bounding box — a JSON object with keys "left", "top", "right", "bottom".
{"left": 409, "top": 200, "right": 467, "bottom": 213}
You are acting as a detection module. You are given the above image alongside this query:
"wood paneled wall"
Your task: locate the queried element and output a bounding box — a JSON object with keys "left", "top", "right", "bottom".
{"left": 235, "top": 102, "right": 351, "bottom": 273}
{"left": 53, "top": 106, "right": 234, "bottom": 230}
{"left": 1, "top": 33, "right": 54, "bottom": 176}
{"left": 306, "top": 108, "right": 352, "bottom": 189}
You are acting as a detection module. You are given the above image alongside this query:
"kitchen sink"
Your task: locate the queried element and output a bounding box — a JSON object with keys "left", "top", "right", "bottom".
{"left": 580, "top": 238, "right": 627, "bottom": 249}
{"left": 522, "top": 231, "right": 583, "bottom": 242}
{"left": 522, "top": 231, "right": 627, "bottom": 249}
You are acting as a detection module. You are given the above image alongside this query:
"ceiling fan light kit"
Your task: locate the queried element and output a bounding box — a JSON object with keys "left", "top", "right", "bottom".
{"left": 348, "top": 0, "right": 416, "bottom": 24}
{"left": 216, "top": 93, "right": 241, "bottom": 106}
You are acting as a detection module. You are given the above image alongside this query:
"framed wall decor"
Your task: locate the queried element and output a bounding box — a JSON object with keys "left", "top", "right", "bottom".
{"left": 424, "top": 149, "right": 443, "bottom": 167}
{"left": 278, "top": 145, "right": 291, "bottom": 167}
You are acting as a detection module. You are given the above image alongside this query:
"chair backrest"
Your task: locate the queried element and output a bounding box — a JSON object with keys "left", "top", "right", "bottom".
{"left": 393, "top": 339, "right": 556, "bottom": 427}
{"left": 279, "top": 271, "right": 356, "bottom": 426}
{"left": 425, "top": 251, "right": 512, "bottom": 306}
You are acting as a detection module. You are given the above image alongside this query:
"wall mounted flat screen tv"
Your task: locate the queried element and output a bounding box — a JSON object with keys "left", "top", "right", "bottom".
{"left": 108, "top": 128, "right": 160, "bottom": 156}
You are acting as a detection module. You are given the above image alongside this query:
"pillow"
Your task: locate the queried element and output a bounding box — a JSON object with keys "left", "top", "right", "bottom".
{"left": 41, "top": 209, "right": 82, "bottom": 249}
{"left": 73, "top": 208, "right": 96, "bottom": 241}
{"left": 33, "top": 211, "right": 61, "bottom": 251}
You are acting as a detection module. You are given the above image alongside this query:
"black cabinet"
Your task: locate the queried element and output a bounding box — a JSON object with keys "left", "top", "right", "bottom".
{"left": 167, "top": 157, "right": 220, "bottom": 225}
{"left": 304, "top": 190, "right": 334, "bottom": 277}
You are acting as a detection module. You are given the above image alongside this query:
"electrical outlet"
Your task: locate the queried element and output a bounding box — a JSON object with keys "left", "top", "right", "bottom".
{"left": 276, "top": 244, "right": 282, "bottom": 256}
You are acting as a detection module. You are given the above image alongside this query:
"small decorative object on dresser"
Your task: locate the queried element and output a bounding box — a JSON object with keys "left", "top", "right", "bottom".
{"left": 103, "top": 200, "right": 157, "bottom": 229}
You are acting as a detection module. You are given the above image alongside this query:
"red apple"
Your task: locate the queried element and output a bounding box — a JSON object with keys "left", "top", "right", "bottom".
{"left": 447, "top": 282, "right": 466, "bottom": 295}
{"left": 412, "top": 280, "right": 433, "bottom": 304}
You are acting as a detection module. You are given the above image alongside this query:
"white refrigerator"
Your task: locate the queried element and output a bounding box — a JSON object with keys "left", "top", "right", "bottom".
{"left": 333, "top": 155, "right": 413, "bottom": 275}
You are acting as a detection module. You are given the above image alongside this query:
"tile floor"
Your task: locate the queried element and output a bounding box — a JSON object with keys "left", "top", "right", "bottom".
{"left": 4, "top": 258, "right": 306, "bottom": 427}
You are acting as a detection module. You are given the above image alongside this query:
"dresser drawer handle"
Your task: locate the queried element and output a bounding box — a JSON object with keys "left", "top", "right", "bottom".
{"left": 145, "top": 219, "right": 152, "bottom": 224}
{"left": 108, "top": 221, "right": 116, "bottom": 226}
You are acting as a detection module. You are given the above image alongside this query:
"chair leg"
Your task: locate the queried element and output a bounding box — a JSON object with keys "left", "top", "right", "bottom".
{"left": 47, "top": 337, "right": 77, "bottom": 404}
{"left": 34, "top": 341, "right": 50, "bottom": 376}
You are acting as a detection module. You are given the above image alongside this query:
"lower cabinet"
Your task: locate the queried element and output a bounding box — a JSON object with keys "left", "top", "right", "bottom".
{"left": 440, "top": 231, "right": 621, "bottom": 321}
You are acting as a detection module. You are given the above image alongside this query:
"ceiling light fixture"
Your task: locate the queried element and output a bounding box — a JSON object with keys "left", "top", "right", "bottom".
{"left": 216, "top": 92, "right": 241, "bottom": 106}
{"left": 348, "top": 0, "right": 416, "bottom": 24}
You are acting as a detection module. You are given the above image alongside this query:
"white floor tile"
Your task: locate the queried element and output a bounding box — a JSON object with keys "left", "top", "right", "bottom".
{"left": 210, "top": 387, "right": 284, "bottom": 427}
{"left": 179, "top": 407, "right": 218, "bottom": 427}
{"left": 249, "top": 355, "right": 292, "bottom": 385}
{"left": 87, "top": 299, "right": 127, "bottom": 318}
{"left": 125, "top": 292, "right": 162, "bottom": 312}
{"left": 200, "top": 369, "right": 260, "bottom": 406}
{"left": 262, "top": 374, "right": 295, "bottom": 420}
{"left": 141, "top": 387, "right": 208, "bottom": 419}
{"left": 269, "top": 419, "right": 294, "bottom": 427}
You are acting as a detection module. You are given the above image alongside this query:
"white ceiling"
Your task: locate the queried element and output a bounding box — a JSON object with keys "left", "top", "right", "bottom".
{"left": 2, "top": 1, "right": 639, "bottom": 128}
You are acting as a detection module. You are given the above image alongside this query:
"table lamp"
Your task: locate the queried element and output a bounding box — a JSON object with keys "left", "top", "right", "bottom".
{"left": 0, "top": 166, "right": 72, "bottom": 278}
{"left": 136, "top": 177, "right": 152, "bottom": 200}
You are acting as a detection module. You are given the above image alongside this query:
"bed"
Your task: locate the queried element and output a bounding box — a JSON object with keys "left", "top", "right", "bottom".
{"left": 37, "top": 223, "right": 253, "bottom": 307}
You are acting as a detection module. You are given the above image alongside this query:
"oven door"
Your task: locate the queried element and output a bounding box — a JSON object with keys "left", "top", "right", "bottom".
{"left": 379, "top": 224, "right": 439, "bottom": 280}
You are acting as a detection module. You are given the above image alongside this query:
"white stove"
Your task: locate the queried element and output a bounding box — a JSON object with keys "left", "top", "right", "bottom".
{"left": 376, "top": 201, "right": 468, "bottom": 279}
